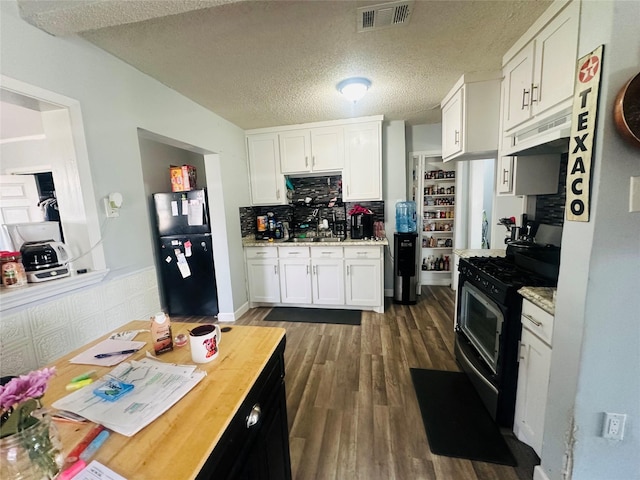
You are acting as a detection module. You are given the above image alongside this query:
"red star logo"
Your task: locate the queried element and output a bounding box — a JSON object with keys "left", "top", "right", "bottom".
{"left": 579, "top": 56, "right": 600, "bottom": 83}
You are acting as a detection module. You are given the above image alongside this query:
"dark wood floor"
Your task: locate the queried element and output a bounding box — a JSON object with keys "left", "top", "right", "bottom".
{"left": 181, "top": 286, "right": 534, "bottom": 479}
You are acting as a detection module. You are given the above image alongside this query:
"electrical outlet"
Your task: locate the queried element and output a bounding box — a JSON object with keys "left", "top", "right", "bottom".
{"left": 104, "top": 198, "right": 119, "bottom": 218}
{"left": 603, "top": 412, "right": 626, "bottom": 440}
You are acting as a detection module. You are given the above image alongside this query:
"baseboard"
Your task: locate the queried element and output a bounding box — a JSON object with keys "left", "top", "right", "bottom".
{"left": 533, "top": 465, "right": 551, "bottom": 480}
{"left": 216, "top": 301, "right": 249, "bottom": 322}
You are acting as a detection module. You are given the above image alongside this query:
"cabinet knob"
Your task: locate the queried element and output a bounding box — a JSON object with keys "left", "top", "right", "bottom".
{"left": 454, "top": 130, "right": 460, "bottom": 145}
{"left": 503, "top": 168, "right": 509, "bottom": 185}
{"left": 312, "top": 156, "right": 316, "bottom": 167}
{"left": 305, "top": 156, "right": 309, "bottom": 167}
{"left": 246, "top": 403, "right": 262, "bottom": 428}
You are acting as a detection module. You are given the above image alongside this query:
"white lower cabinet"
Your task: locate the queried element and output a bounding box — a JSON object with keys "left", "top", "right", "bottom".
{"left": 514, "top": 299, "right": 554, "bottom": 457}
{"left": 311, "top": 247, "right": 345, "bottom": 305}
{"left": 246, "top": 248, "right": 280, "bottom": 303}
{"left": 245, "top": 245, "right": 383, "bottom": 311}
{"left": 279, "top": 258, "right": 312, "bottom": 304}
{"left": 344, "top": 247, "right": 382, "bottom": 308}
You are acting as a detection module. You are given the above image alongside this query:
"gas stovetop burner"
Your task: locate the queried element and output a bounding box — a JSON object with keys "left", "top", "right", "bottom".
{"left": 463, "top": 256, "right": 556, "bottom": 289}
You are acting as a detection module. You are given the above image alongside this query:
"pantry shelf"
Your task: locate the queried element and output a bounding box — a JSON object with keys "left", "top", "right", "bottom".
{"left": 411, "top": 152, "right": 457, "bottom": 287}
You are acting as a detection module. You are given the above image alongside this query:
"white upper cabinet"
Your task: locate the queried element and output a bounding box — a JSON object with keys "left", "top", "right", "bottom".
{"left": 441, "top": 88, "right": 464, "bottom": 160}
{"left": 497, "top": 154, "right": 560, "bottom": 196}
{"left": 440, "top": 72, "right": 501, "bottom": 162}
{"left": 502, "top": 0, "right": 579, "bottom": 133}
{"left": 279, "top": 127, "right": 344, "bottom": 174}
{"left": 246, "top": 133, "right": 287, "bottom": 206}
{"left": 343, "top": 121, "right": 382, "bottom": 201}
{"left": 246, "top": 116, "right": 382, "bottom": 205}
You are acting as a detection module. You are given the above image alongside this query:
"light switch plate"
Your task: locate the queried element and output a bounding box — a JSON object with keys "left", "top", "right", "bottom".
{"left": 630, "top": 176, "right": 640, "bottom": 213}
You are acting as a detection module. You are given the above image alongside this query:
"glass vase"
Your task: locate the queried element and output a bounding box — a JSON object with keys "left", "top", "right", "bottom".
{"left": 0, "top": 412, "right": 64, "bottom": 480}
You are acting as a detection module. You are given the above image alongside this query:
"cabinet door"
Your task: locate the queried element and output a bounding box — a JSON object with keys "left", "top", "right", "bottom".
{"left": 247, "top": 134, "right": 285, "bottom": 205}
{"left": 502, "top": 43, "right": 535, "bottom": 132}
{"left": 311, "top": 126, "right": 344, "bottom": 171}
{"left": 247, "top": 259, "right": 281, "bottom": 303}
{"left": 496, "top": 156, "right": 514, "bottom": 194}
{"left": 279, "top": 130, "right": 311, "bottom": 174}
{"left": 345, "top": 259, "right": 381, "bottom": 307}
{"left": 531, "top": 1, "right": 579, "bottom": 117}
{"left": 441, "top": 88, "right": 463, "bottom": 160}
{"left": 279, "top": 258, "right": 312, "bottom": 304}
{"left": 514, "top": 328, "right": 552, "bottom": 457}
{"left": 343, "top": 122, "right": 382, "bottom": 201}
{"left": 312, "top": 258, "right": 345, "bottom": 305}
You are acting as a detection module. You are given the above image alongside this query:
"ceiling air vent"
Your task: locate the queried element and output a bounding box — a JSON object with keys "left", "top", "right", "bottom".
{"left": 357, "top": 1, "right": 414, "bottom": 32}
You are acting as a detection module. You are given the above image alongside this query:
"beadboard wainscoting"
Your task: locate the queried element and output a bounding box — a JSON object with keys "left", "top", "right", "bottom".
{"left": 0, "top": 268, "right": 161, "bottom": 376}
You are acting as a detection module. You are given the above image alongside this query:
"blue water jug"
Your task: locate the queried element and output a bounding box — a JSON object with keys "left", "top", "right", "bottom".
{"left": 396, "top": 201, "right": 416, "bottom": 233}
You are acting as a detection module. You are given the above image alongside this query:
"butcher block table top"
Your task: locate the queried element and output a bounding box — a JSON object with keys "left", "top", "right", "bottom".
{"left": 42, "top": 321, "right": 286, "bottom": 480}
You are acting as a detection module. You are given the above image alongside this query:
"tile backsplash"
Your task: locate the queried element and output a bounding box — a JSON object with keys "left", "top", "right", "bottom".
{"left": 239, "top": 175, "right": 385, "bottom": 238}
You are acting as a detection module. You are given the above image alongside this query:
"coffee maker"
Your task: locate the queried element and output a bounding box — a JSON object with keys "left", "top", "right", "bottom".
{"left": 350, "top": 213, "right": 374, "bottom": 239}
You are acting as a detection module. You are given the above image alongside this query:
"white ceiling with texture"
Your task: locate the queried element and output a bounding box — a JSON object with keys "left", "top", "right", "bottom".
{"left": 17, "top": 0, "right": 552, "bottom": 130}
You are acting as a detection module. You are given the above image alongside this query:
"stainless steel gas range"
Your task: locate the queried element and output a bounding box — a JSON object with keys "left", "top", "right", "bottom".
{"left": 455, "top": 253, "right": 559, "bottom": 428}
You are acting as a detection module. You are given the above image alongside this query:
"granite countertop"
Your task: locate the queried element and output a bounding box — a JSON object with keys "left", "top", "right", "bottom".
{"left": 453, "top": 248, "right": 506, "bottom": 258}
{"left": 242, "top": 236, "right": 388, "bottom": 247}
{"left": 518, "top": 286, "right": 556, "bottom": 315}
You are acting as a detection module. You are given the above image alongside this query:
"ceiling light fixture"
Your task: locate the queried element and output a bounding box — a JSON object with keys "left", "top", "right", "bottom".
{"left": 337, "top": 77, "right": 371, "bottom": 103}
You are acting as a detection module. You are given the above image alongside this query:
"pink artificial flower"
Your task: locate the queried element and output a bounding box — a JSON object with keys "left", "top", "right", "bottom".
{"left": 0, "top": 367, "right": 56, "bottom": 411}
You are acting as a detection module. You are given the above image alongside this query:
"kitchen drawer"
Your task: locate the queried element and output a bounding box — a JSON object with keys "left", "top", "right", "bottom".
{"left": 521, "top": 299, "right": 554, "bottom": 346}
{"left": 310, "top": 246, "right": 343, "bottom": 259}
{"left": 278, "top": 246, "right": 310, "bottom": 258}
{"left": 246, "top": 247, "right": 278, "bottom": 259}
{"left": 343, "top": 246, "right": 381, "bottom": 259}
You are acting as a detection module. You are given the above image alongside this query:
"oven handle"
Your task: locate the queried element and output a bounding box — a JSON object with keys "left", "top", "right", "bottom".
{"left": 522, "top": 313, "right": 542, "bottom": 327}
{"left": 457, "top": 338, "right": 498, "bottom": 395}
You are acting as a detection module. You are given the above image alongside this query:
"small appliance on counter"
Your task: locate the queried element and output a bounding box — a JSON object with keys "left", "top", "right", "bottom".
{"left": 20, "top": 240, "right": 71, "bottom": 282}
{"left": 350, "top": 213, "right": 374, "bottom": 239}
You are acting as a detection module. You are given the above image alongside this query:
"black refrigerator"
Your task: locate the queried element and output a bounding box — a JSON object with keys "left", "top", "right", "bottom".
{"left": 152, "top": 189, "right": 219, "bottom": 316}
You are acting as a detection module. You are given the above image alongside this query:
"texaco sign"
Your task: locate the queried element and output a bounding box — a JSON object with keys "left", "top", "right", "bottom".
{"left": 566, "top": 45, "right": 604, "bottom": 222}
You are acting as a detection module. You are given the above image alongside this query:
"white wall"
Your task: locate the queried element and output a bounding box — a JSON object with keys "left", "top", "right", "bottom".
{"left": 540, "top": 2, "right": 640, "bottom": 479}
{"left": 382, "top": 120, "right": 407, "bottom": 292}
{"left": 407, "top": 123, "right": 442, "bottom": 152}
{"left": 0, "top": 0, "right": 250, "bottom": 318}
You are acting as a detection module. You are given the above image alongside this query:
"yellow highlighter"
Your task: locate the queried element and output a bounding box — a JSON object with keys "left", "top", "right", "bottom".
{"left": 65, "top": 378, "right": 93, "bottom": 391}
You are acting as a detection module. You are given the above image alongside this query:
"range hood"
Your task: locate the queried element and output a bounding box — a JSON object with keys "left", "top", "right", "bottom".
{"left": 504, "top": 111, "right": 571, "bottom": 156}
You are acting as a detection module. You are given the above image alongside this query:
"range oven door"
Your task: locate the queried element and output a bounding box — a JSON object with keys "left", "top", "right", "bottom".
{"left": 458, "top": 281, "right": 504, "bottom": 374}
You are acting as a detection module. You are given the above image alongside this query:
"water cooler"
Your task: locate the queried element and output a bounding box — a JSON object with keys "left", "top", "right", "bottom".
{"left": 394, "top": 201, "right": 418, "bottom": 304}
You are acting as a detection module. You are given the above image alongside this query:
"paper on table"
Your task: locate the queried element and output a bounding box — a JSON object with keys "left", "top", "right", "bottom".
{"left": 52, "top": 358, "right": 205, "bottom": 437}
{"left": 73, "top": 460, "right": 127, "bottom": 480}
{"left": 69, "top": 339, "right": 147, "bottom": 366}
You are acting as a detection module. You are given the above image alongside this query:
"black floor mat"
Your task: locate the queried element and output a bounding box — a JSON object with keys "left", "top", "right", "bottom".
{"left": 264, "top": 307, "right": 361, "bottom": 325}
{"left": 410, "top": 368, "right": 517, "bottom": 466}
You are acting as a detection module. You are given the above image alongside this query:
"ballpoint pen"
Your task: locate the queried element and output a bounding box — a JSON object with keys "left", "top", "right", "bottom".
{"left": 94, "top": 349, "right": 141, "bottom": 358}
